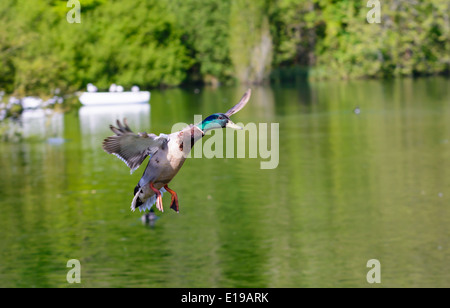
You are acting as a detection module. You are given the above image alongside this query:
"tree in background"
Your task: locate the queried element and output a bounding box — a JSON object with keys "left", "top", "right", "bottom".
{"left": 168, "top": 0, "right": 232, "bottom": 86}
{"left": 291, "top": 0, "right": 450, "bottom": 79}
{"left": 58, "top": 0, "right": 193, "bottom": 90}
{"left": 270, "top": 0, "right": 319, "bottom": 68}
{"left": 229, "top": 0, "right": 273, "bottom": 84}
{"left": 0, "top": 0, "right": 449, "bottom": 97}
{"left": 0, "top": 0, "right": 193, "bottom": 96}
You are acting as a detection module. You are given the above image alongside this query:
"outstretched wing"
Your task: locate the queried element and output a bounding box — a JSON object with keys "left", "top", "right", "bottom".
{"left": 102, "top": 119, "right": 168, "bottom": 173}
{"left": 225, "top": 89, "right": 251, "bottom": 117}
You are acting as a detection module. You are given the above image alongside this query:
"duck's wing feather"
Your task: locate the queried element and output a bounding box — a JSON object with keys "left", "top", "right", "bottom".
{"left": 102, "top": 119, "right": 169, "bottom": 173}
{"left": 225, "top": 88, "right": 252, "bottom": 117}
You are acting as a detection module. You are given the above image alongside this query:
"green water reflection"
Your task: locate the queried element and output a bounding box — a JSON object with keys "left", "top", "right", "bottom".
{"left": 0, "top": 78, "right": 449, "bottom": 287}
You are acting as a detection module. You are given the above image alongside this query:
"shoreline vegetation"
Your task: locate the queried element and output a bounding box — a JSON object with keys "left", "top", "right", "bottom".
{"left": 0, "top": 0, "right": 449, "bottom": 98}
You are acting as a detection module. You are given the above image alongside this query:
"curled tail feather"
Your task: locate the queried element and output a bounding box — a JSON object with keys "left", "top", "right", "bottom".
{"left": 131, "top": 184, "right": 166, "bottom": 212}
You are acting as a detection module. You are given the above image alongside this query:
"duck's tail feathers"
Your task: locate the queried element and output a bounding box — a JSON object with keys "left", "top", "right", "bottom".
{"left": 131, "top": 186, "right": 166, "bottom": 213}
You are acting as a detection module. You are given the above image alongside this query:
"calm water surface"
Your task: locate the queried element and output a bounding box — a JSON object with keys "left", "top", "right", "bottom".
{"left": 0, "top": 78, "right": 449, "bottom": 287}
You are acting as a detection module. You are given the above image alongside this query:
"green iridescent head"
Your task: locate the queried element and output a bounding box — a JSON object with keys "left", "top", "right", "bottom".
{"left": 197, "top": 113, "right": 242, "bottom": 132}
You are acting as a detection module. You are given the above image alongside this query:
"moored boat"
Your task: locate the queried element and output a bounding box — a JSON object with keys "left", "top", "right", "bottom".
{"left": 79, "top": 84, "right": 150, "bottom": 106}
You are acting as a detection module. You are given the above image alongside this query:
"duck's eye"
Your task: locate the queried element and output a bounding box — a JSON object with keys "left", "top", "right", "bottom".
{"left": 218, "top": 116, "right": 224, "bottom": 120}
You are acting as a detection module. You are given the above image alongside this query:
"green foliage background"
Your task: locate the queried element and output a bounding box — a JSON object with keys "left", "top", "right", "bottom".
{"left": 0, "top": 0, "right": 449, "bottom": 96}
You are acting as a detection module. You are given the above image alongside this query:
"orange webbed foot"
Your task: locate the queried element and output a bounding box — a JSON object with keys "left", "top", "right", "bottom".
{"left": 149, "top": 182, "right": 164, "bottom": 212}
{"left": 164, "top": 185, "right": 179, "bottom": 213}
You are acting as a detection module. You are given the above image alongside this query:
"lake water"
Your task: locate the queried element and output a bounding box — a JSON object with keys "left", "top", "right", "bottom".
{"left": 0, "top": 78, "right": 449, "bottom": 287}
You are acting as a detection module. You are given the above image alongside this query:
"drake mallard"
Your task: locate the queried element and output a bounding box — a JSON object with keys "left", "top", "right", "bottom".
{"left": 102, "top": 89, "right": 251, "bottom": 213}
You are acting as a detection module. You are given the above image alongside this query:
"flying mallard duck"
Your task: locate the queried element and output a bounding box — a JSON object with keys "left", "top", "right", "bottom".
{"left": 102, "top": 89, "right": 251, "bottom": 213}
